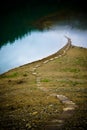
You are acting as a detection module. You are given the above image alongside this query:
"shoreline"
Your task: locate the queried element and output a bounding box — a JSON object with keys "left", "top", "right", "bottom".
{"left": 0, "top": 36, "right": 72, "bottom": 76}
{"left": 0, "top": 36, "right": 87, "bottom": 76}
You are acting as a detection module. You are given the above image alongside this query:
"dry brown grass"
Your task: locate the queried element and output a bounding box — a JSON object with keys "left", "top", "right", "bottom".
{"left": 0, "top": 45, "right": 87, "bottom": 130}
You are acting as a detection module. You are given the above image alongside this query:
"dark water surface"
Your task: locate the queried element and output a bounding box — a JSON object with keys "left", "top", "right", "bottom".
{"left": 0, "top": 4, "right": 87, "bottom": 74}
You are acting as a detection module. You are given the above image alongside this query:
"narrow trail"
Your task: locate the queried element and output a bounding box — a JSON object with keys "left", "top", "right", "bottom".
{"left": 31, "top": 36, "right": 77, "bottom": 129}
{"left": 31, "top": 36, "right": 71, "bottom": 92}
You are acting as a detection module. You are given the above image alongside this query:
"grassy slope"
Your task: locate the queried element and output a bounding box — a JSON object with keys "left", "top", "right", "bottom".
{"left": 0, "top": 45, "right": 87, "bottom": 130}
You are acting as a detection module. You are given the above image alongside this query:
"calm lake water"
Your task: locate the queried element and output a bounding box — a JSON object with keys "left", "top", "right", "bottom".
{"left": 0, "top": 5, "right": 87, "bottom": 74}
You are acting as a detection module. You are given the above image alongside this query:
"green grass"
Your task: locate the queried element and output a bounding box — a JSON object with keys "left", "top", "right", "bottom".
{"left": 41, "top": 78, "right": 50, "bottom": 82}
{"left": 0, "top": 72, "right": 19, "bottom": 78}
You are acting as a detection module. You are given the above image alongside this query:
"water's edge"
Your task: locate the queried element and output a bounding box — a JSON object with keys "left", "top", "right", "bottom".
{"left": 0, "top": 39, "right": 73, "bottom": 75}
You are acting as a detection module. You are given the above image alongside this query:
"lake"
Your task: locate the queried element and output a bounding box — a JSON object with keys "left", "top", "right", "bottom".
{"left": 0, "top": 4, "right": 87, "bottom": 74}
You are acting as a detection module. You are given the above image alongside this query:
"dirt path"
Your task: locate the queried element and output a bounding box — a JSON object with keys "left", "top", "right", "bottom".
{"left": 45, "top": 94, "right": 77, "bottom": 130}
{"left": 31, "top": 36, "right": 77, "bottom": 129}
{"left": 31, "top": 36, "right": 71, "bottom": 90}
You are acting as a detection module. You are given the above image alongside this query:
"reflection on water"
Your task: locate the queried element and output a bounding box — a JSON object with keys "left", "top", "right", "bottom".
{"left": 0, "top": 26, "right": 87, "bottom": 74}
{"left": 0, "top": 30, "right": 67, "bottom": 74}
{"left": 0, "top": 4, "right": 87, "bottom": 74}
{"left": 50, "top": 25, "right": 87, "bottom": 48}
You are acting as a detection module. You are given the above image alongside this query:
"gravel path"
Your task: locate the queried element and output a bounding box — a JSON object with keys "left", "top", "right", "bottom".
{"left": 31, "top": 36, "right": 77, "bottom": 129}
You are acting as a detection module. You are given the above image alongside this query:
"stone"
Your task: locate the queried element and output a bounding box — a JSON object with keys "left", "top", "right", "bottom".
{"left": 63, "top": 107, "right": 75, "bottom": 111}
{"left": 35, "top": 64, "right": 40, "bottom": 68}
{"left": 54, "top": 56, "right": 58, "bottom": 59}
{"left": 43, "top": 60, "right": 49, "bottom": 64}
{"left": 26, "top": 123, "right": 32, "bottom": 129}
{"left": 32, "top": 72, "right": 37, "bottom": 75}
{"left": 50, "top": 58, "right": 54, "bottom": 61}
{"left": 57, "top": 95, "right": 68, "bottom": 102}
{"left": 32, "top": 111, "right": 38, "bottom": 115}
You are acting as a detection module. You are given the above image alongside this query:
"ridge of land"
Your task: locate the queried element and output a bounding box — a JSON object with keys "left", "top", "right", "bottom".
{"left": 0, "top": 37, "right": 87, "bottom": 130}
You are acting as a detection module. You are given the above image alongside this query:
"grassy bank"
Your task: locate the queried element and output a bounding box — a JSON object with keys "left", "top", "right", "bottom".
{"left": 0, "top": 43, "right": 87, "bottom": 129}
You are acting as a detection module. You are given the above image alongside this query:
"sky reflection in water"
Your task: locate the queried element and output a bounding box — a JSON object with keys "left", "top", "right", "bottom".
{"left": 0, "top": 25, "right": 87, "bottom": 74}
